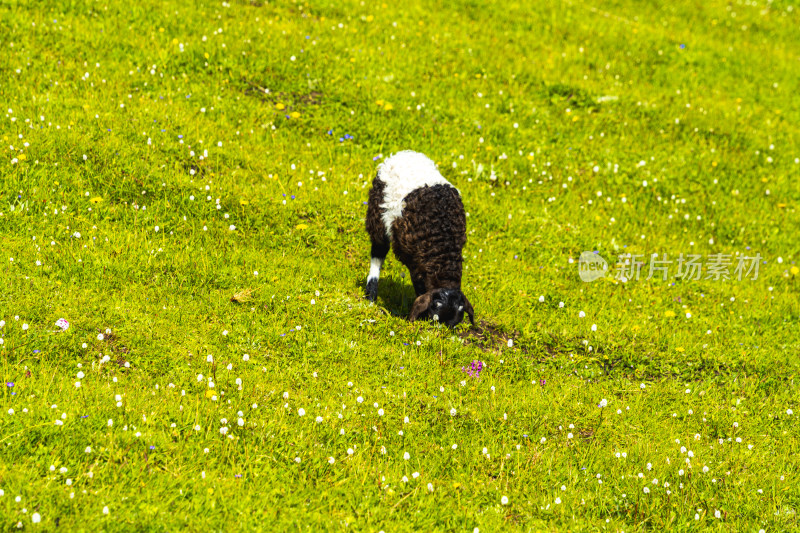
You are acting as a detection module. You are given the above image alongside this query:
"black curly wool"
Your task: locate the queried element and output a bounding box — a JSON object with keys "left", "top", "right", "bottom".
{"left": 365, "top": 176, "right": 390, "bottom": 260}
{"left": 365, "top": 177, "right": 474, "bottom": 327}
{"left": 391, "top": 184, "right": 466, "bottom": 294}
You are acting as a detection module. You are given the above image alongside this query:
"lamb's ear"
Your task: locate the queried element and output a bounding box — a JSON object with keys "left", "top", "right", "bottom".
{"left": 409, "top": 292, "right": 433, "bottom": 322}
{"left": 462, "top": 294, "right": 475, "bottom": 325}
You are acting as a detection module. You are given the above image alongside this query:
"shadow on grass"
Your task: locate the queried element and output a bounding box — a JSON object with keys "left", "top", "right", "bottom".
{"left": 354, "top": 275, "right": 535, "bottom": 354}
{"left": 354, "top": 274, "right": 416, "bottom": 318}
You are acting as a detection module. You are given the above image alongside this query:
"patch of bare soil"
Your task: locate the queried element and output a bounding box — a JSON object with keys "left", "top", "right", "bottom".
{"left": 458, "top": 320, "right": 523, "bottom": 353}
{"left": 240, "top": 78, "right": 323, "bottom": 108}
{"left": 100, "top": 331, "right": 132, "bottom": 368}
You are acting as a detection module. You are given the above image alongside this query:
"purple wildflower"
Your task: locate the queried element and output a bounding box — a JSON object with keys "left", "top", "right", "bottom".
{"left": 462, "top": 360, "right": 484, "bottom": 378}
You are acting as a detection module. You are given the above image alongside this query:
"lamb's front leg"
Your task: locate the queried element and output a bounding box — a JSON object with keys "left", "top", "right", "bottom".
{"left": 365, "top": 174, "right": 390, "bottom": 302}
{"left": 366, "top": 240, "right": 389, "bottom": 302}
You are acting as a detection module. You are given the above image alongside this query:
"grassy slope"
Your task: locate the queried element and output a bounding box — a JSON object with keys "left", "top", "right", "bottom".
{"left": 1, "top": 0, "right": 799, "bottom": 529}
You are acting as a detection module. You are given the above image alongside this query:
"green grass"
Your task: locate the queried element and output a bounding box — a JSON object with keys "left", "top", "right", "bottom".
{"left": 2, "top": 0, "right": 800, "bottom": 529}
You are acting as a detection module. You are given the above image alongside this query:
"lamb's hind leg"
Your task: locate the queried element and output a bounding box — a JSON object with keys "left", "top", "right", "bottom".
{"left": 365, "top": 174, "right": 390, "bottom": 302}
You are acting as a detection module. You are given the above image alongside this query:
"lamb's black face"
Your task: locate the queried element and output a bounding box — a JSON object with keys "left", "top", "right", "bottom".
{"left": 409, "top": 288, "right": 475, "bottom": 327}
{"left": 429, "top": 288, "right": 472, "bottom": 327}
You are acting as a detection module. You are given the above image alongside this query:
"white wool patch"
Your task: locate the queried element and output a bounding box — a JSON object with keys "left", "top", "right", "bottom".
{"left": 367, "top": 256, "right": 383, "bottom": 281}
{"left": 377, "top": 151, "right": 453, "bottom": 238}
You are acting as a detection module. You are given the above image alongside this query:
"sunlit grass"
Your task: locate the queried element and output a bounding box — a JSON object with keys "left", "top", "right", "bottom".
{"left": 1, "top": 0, "right": 799, "bottom": 529}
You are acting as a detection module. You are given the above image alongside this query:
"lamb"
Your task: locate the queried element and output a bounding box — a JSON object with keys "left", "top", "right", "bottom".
{"left": 364, "top": 150, "right": 474, "bottom": 327}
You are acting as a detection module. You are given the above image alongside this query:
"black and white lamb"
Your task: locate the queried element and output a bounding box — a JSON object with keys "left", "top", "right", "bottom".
{"left": 365, "top": 150, "right": 474, "bottom": 327}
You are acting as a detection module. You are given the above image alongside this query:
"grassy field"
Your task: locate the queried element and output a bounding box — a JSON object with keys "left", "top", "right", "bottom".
{"left": 2, "top": 0, "right": 799, "bottom": 530}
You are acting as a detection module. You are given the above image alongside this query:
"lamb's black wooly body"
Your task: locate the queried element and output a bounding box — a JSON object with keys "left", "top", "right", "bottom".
{"left": 365, "top": 151, "right": 474, "bottom": 327}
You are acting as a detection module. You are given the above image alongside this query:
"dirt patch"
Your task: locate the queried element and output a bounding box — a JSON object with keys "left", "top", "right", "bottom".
{"left": 288, "top": 90, "right": 323, "bottom": 106}
{"left": 182, "top": 161, "right": 206, "bottom": 178}
{"left": 95, "top": 330, "right": 132, "bottom": 368}
{"left": 544, "top": 82, "right": 598, "bottom": 110}
{"left": 240, "top": 78, "right": 323, "bottom": 108}
{"left": 459, "top": 320, "right": 524, "bottom": 353}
